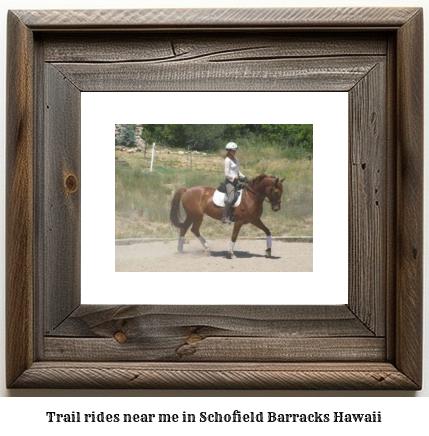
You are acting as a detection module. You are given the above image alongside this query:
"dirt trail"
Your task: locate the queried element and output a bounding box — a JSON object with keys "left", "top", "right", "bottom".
{"left": 115, "top": 239, "right": 312, "bottom": 272}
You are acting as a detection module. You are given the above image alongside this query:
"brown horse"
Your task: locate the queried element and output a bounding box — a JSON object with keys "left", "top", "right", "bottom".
{"left": 170, "top": 174, "right": 285, "bottom": 259}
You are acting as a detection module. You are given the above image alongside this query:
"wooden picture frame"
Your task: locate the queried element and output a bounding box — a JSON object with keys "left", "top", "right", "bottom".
{"left": 6, "top": 7, "right": 423, "bottom": 389}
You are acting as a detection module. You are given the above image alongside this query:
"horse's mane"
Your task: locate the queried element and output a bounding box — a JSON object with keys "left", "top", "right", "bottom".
{"left": 249, "top": 174, "right": 276, "bottom": 186}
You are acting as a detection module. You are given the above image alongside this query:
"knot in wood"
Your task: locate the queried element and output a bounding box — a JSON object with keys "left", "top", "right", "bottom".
{"left": 186, "top": 333, "right": 203, "bottom": 344}
{"left": 114, "top": 331, "right": 128, "bottom": 343}
{"left": 65, "top": 174, "right": 78, "bottom": 193}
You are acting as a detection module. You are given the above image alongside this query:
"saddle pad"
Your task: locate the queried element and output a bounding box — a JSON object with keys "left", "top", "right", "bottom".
{"left": 213, "top": 189, "right": 243, "bottom": 208}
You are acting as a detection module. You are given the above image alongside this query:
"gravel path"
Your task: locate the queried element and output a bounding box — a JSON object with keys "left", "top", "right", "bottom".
{"left": 115, "top": 239, "right": 313, "bottom": 272}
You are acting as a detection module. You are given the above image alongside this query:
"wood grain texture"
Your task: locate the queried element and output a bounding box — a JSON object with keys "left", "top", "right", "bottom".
{"left": 348, "top": 61, "right": 386, "bottom": 335}
{"left": 42, "top": 34, "right": 388, "bottom": 63}
{"left": 47, "top": 305, "right": 375, "bottom": 338}
{"left": 6, "top": 11, "right": 35, "bottom": 388}
{"left": 33, "top": 38, "right": 47, "bottom": 361}
{"left": 53, "top": 56, "right": 383, "bottom": 92}
{"left": 44, "top": 305, "right": 380, "bottom": 362}
{"left": 43, "top": 64, "right": 81, "bottom": 333}
{"left": 11, "top": 362, "right": 419, "bottom": 390}
{"left": 395, "top": 9, "right": 423, "bottom": 388}
{"left": 14, "top": 8, "right": 420, "bottom": 29}
{"left": 384, "top": 34, "right": 398, "bottom": 364}
{"left": 44, "top": 337, "right": 385, "bottom": 362}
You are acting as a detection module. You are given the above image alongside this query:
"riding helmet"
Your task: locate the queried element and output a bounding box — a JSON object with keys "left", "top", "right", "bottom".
{"left": 225, "top": 142, "right": 238, "bottom": 150}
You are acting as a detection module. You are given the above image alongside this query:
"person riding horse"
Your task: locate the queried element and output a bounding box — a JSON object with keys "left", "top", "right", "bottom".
{"left": 170, "top": 142, "right": 284, "bottom": 259}
{"left": 223, "top": 142, "right": 249, "bottom": 224}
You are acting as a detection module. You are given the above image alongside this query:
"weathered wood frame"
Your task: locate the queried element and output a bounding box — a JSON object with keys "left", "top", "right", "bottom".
{"left": 6, "top": 8, "right": 423, "bottom": 390}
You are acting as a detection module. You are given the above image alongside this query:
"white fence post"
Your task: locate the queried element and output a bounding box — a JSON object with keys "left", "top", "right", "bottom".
{"left": 150, "top": 142, "right": 155, "bottom": 172}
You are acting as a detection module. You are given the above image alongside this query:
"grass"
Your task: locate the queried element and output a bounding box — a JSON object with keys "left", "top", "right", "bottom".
{"left": 115, "top": 142, "right": 313, "bottom": 239}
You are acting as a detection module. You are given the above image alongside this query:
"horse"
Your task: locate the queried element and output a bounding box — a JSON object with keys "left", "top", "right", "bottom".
{"left": 170, "top": 174, "right": 285, "bottom": 259}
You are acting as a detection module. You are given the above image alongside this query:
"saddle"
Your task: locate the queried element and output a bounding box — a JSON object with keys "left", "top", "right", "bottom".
{"left": 213, "top": 187, "right": 243, "bottom": 208}
{"left": 217, "top": 181, "right": 227, "bottom": 193}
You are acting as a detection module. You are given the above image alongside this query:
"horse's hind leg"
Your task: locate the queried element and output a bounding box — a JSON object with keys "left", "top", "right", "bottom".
{"left": 227, "top": 222, "right": 243, "bottom": 259}
{"left": 191, "top": 214, "right": 211, "bottom": 255}
{"left": 177, "top": 217, "right": 192, "bottom": 252}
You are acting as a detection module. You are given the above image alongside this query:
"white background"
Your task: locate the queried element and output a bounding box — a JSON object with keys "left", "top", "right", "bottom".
{"left": 82, "top": 92, "right": 348, "bottom": 305}
{"left": 0, "top": 0, "right": 428, "bottom": 424}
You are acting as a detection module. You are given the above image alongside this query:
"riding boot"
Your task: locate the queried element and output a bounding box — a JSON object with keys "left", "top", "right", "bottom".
{"left": 222, "top": 203, "right": 233, "bottom": 224}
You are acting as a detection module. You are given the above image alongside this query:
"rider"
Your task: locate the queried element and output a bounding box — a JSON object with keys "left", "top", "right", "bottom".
{"left": 222, "top": 142, "right": 248, "bottom": 224}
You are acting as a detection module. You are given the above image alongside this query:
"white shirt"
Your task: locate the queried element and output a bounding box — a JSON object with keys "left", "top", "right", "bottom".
{"left": 225, "top": 156, "right": 245, "bottom": 182}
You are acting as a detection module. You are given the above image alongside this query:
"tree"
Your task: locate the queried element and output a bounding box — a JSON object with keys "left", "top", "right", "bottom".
{"left": 141, "top": 124, "right": 226, "bottom": 151}
{"left": 181, "top": 124, "right": 226, "bottom": 151}
{"left": 137, "top": 124, "right": 312, "bottom": 152}
{"left": 119, "top": 124, "right": 136, "bottom": 148}
{"left": 260, "top": 124, "right": 313, "bottom": 150}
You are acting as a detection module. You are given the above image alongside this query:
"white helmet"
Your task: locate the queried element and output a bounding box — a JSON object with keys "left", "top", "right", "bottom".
{"left": 225, "top": 142, "right": 238, "bottom": 150}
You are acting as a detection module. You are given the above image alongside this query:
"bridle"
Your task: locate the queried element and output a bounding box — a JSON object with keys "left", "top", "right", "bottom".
{"left": 243, "top": 182, "right": 282, "bottom": 207}
{"left": 243, "top": 183, "right": 270, "bottom": 203}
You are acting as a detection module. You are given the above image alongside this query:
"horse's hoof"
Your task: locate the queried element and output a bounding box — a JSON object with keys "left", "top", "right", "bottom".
{"left": 227, "top": 252, "right": 236, "bottom": 259}
{"left": 265, "top": 249, "right": 272, "bottom": 258}
{"left": 204, "top": 249, "right": 211, "bottom": 256}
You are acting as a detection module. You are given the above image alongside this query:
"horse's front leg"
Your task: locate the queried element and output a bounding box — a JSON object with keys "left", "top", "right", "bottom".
{"left": 252, "top": 218, "right": 272, "bottom": 258}
{"left": 227, "top": 222, "right": 243, "bottom": 259}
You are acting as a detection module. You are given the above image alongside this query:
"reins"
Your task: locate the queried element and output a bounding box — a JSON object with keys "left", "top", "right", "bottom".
{"left": 242, "top": 183, "right": 278, "bottom": 204}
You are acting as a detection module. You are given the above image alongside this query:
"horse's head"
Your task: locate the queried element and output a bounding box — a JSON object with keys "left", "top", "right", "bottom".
{"left": 267, "top": 177, "right": 285, "bottom": 212}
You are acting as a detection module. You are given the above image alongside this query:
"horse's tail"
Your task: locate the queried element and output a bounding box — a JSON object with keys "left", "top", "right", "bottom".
{"left": 170, "top": 188, "right": 187, "bottom": 230}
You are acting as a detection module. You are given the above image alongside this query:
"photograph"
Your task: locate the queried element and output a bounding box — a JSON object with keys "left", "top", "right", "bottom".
{"left": 115, "top": 123, "right": 313, "bottom": 272}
